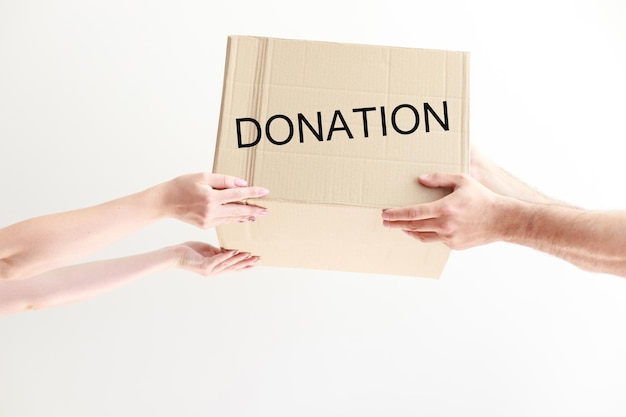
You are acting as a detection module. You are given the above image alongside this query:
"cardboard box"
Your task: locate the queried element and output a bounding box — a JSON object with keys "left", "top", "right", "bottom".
{"left": 213, "top": 36, "right": 469, "bottom": 278}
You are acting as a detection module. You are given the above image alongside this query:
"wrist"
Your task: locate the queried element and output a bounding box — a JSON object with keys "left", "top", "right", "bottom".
{"left": 153, "top": 246, "right": 182, "bottom": 271}
{"left": 492, "top": 196, "right": 537, "bottom": 244}
{"left": 140, "top": 181, "right": 172, "bottom": 222}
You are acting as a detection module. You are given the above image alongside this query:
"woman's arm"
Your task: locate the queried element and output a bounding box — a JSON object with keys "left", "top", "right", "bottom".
{"left": 0, "top": 242, "right": 259, "bottom": 316}
{"left": 0, "top": 173, "right": 268, "bottom": 280}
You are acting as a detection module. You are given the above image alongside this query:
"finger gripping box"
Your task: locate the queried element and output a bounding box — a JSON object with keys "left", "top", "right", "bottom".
{"left": 213, "top": 35, "right": 469, "bottom": 278}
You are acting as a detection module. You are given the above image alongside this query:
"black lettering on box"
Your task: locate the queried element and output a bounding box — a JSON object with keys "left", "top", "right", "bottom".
{"left": 298, "top": 112, "right": 324, "bottom": 143}
{"left": 353, "top": 107, "right": 376, "bottom": 138}
{"left": 326, "top": 110, "right": 354, "bottom": 141}
{"left": 391, "top": 104, "right": 420, "bottom": 135}
{"left": 266, "top": 114, "right": 294, "bottom": 145}
{"left": 236, "top": 118, "right": 262, "bottom": 148}
{"left": 424, "top": 101, "right": 449, "bottom": 132}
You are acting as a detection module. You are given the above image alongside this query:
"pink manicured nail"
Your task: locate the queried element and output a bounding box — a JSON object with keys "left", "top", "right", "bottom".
{"left": 235, "top": 179, "right": 248, "bottom": 186}
{"left": 259, "top": 210, "right": 269, "bottom": 216}
{"left": 258, "top": 188, "right": 269, "bottom": 196}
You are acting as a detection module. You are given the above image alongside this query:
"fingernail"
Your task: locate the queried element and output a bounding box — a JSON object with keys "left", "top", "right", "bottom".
{"left": 235, "top": 179, "right": 248, "bottom": 186}
{"left": 258, "top": 188, "right": 269, "bottom": 196}
{"left": 259, "top": 210, "right": 269, "bottom": 216}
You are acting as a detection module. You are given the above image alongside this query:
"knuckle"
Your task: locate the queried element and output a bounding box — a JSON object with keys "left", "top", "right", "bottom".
{"left": 204, "top": 190, "right": 218, "bottom": 205}
{"left": 438, "top": 204, "right": 456, "bottom": 218}
{"left": 200, "top": 204, "right": 211, "bottom": 218}
{"left": 439, "top": 219, "right": 454, "bottom": 235}
{"left": 200, "top": 172, "right": 212, "bottom": 183}
{"left": 407, "top": 207, "right": 420, "bottom": 219}
{"left": 407, "top": 221, "right": 420, "bottom": 231}
{"left": 198, "top": 217, "right": 211, "bottom": 229}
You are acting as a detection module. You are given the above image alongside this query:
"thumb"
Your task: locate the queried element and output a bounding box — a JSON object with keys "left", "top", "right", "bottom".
{"left": 418, "top": 172, "right": 464, "bottom": 190}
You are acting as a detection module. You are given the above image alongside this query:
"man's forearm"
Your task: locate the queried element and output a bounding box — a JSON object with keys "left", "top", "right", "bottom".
{"left": 497, "top": 198, "right": 626, "bottom": 276}
{"left": 471, "top": 151, "right": 559, "bottom": 205}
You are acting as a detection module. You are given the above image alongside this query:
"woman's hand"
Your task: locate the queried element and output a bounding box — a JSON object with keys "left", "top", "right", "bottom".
{"left": 156, "top": 173, "right": 269, "bottom": 228}
{"left": 174, "top": 241, "right": 260, "bottom": 276}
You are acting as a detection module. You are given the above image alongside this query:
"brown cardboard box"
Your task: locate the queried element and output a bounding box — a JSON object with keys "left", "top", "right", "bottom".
{"left": 213, "top": 36, "right": 469, "bottom": 278}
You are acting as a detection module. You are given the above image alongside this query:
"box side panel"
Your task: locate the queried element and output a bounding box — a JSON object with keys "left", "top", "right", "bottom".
{"left": 214, "top": 36, "right": 469, "bottom": 208}
{"left": 213, "top": 36, "right": 467, "bottom": 277}
{"left": 216, "top": 201, "right": 450, "bottom": 278}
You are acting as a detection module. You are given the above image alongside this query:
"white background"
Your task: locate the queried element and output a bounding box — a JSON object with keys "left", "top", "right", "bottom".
{"left": 1, "top": 0, "right": 626, "bottom": 416}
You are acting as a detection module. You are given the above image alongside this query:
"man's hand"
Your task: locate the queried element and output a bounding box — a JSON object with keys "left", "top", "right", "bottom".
{"left": 382, "top": 173, "right": 505, "bottom": 250}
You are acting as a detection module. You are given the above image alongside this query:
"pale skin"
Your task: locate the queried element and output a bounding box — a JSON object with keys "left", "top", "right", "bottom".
{"left": 0, "top": 242, "right": 258, "bottom": 316}
{"left": 382, "top": 147, "right": 626, "bottom": 277}
{"left": 0, "top": 172, "right": 268, "bottom": 315}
